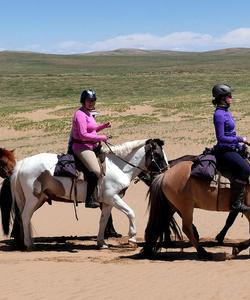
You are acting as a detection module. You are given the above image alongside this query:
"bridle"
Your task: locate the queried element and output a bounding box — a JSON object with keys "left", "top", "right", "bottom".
{"left": 104, "top": 141, "right": 168, "bottom": 184}
{"left": 146, "top": 143, "right": 169, "bottom": 174}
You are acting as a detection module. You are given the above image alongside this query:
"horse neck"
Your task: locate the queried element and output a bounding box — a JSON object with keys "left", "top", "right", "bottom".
{"left": 108, "top": 145, "right": 146, "bottom": 180}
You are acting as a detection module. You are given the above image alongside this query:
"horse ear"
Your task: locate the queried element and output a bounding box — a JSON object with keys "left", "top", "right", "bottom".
{"left": 11, "top": 149, "right": 15, "bottom": 153}
{"left": 154, "top": 139, "right": 164, "bottom": 147}
{"left": 145, "top": 139, "right": 153, "bottom": 145}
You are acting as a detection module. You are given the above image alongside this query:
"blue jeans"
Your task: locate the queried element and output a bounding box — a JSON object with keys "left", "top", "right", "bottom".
{"left": 215, "top": 149, "right": 250, "bottom": 182}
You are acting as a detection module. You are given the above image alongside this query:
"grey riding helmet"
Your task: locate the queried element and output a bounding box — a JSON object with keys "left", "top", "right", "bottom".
{"left": 80, "top": 89, "right": 97, "bottom": 103}
{"left": 212, "top": 84, "right": 232, "bottom": 98}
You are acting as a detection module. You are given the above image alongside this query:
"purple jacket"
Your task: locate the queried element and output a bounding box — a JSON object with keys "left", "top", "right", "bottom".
{"left": 213, "top": 107, "right": 244, "bottom": 149}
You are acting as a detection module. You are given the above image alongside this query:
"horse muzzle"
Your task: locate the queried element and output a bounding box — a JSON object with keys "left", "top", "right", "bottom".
{"left": 0, "top": 166, "right": 13, "bottom": 178}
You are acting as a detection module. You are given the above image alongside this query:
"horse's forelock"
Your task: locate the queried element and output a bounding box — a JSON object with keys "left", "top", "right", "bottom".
{"left": 103, "top": 140, "right": 146, "bottom": 158}
{"left": 146, "top": 138, "right": 164, "bottom": 147}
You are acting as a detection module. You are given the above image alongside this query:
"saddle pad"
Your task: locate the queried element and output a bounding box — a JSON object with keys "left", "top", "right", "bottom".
{"left": 210, "top": 172, "right": 231, "bottom": 189}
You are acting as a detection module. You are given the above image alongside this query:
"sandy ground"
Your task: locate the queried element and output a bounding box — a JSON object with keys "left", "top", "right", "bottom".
{"left": 1, "top": 107, "right": 250, "bottom": 300}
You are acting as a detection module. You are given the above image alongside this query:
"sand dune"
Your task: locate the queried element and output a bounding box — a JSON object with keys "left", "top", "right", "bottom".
{"left": 1, "top": 178, "right": 250, "bottom": 300}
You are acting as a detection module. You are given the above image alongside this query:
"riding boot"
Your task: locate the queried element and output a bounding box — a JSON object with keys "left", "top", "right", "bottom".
{"left": 231, "top": 181, "right": 250, "bottom": 212}
{"left": 85, "top": 172, "right": 100, "bottom": 209}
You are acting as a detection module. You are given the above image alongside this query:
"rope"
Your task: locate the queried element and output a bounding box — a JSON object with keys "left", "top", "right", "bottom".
{"left": 70, "top": 178, "right": 78, "bottom": 220}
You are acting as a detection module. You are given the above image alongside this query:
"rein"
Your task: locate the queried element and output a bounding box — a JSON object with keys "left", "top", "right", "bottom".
{"left": 104, "top": 142, "right": 147, "bottom": 172}
{"left": 104, "top": 141, "right": 168, "bottom": 185}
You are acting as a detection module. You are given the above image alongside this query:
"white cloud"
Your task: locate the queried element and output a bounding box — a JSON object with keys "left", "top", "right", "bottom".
{"left": 87, "top": 32, "right": 214, "bottom": 52}
{"left": 78, "top": 28, "right": 250, "bottom": 53}
{"left": 2, "top": 28, "right": 250, "bottom": 54}
{"left": 219, "top": 28, "right": 250, "bottom": 47}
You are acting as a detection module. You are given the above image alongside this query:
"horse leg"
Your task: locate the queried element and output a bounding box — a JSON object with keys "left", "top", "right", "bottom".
{"left": 192, "top": 223, "right": 200, "bottom": 242}
{"left": 104, "top": 213, "right": 122, "bottom": 238}
{"left": 97, "top": 203, "right": 113, "bottom": 249}
{"left": 21, "top": 196, "right": 41, "bottom": 250}
{"left": 215, "top": 211, "right": 238, "bottom": 244}
{"left": 232, "top": 212, "right": 250, "bottom": 257}
{"left": 99, "top": 203, "right": 122, "bottom": 238}
{"left": 10, "top": 203, "right": 25, "bottom": 249}
{"left": 181, "top": 213, "right": 213, "bottom": 260}
{"left": 111, "top": 194, "right": 137, "bottom": 244}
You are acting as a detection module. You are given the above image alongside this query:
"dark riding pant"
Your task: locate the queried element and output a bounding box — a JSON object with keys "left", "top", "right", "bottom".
{"left": 215, "top": 149, "right": 250, "bottom": 182}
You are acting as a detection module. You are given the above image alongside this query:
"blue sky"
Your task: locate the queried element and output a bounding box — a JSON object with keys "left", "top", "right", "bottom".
{"left": 1, "top": 0, "right": 250, "bottom": 54}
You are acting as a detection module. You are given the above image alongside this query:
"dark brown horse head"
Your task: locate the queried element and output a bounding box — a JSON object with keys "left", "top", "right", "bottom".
{"left": 0, "top": 148, "right": 16, "bottom": 178}
{"left": 144, "top": 139, "right": 168, "bottom": 175}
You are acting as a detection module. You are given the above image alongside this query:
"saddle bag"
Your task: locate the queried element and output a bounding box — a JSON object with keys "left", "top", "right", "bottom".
{"left": 191, "top": 152, "right": 217, "bottom": 181}
{"left": 54, "top": 154, "right": 77, "bottom": 178}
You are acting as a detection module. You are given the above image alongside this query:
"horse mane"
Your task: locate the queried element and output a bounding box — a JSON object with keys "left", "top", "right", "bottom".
{"left": 102, "top": 140, "right": 146, "bottom": 158}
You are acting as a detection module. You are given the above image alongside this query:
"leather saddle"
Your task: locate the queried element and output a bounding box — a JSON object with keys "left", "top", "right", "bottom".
{"left": 54, "top": 146, "right": 106, "bottom": 181}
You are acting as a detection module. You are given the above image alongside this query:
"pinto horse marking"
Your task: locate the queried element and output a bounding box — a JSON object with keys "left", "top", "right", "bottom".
{"left": 2, "top": 139, "right": 168, "bottom": 250}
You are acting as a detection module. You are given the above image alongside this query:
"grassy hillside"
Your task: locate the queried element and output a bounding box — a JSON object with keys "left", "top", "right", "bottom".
{"left": 1, "top": 48, "right": 250, "bottom": 154}
{"left": 1, "top": 48, "right": 250, "bottom": 106}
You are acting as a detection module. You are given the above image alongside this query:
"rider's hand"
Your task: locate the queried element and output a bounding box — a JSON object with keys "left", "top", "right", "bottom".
{"left": 99, "top": 135, "right": 108, "bottom": 142}
{"left": 242, "top": 137, "right": 250, "bottom": 146}
{"left": 104, "top": 122, "right": 111, "bottom": 128}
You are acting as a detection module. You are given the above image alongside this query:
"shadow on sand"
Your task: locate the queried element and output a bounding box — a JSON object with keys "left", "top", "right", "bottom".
{"left": 0, "top": 235, "right": 99, "bottom": 252}
{"left": 122, "top": 239, "right": 250, "bottom": 261}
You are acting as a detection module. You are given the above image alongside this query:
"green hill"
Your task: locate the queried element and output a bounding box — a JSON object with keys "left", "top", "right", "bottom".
{"left": 1, "top": 47, "right": 250, "bottom": 116}
{"left": 1, "top": 48, "right": 250, "bottom": 152}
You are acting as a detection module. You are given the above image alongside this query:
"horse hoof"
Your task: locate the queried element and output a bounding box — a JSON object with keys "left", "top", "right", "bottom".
{"left": 26, "top": 245, "right": 34, "bottom": 252}
{"left": 97, "top": 241, "right": 109, "bottom": 249}
{"left": 215, "top": 235, "right": 224, "bottom": 245}
{"left": 128, "top": 237, "right": 137, "bottom": 246}
{"left": 197, "top": 247, "right": 213, "bottom": 260}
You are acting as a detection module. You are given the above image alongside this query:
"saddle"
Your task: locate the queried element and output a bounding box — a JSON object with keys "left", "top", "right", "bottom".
{"left": 191, "top": 147, "right": 249, "bottom": 189}
{"left": 54, "top": 146, "right": 106, "bottom": 181}
{"left": 39, "top": 149, "right": 105, "bottom": 209}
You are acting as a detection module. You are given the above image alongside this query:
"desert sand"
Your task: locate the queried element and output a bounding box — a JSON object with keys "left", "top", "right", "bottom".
{"left": 1, "top": 109, "right": 250, "bottom": 300}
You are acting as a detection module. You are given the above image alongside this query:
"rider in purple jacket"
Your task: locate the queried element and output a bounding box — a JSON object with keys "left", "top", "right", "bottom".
{"left": 212, "top": 84, "right": 250, "bottom": 212}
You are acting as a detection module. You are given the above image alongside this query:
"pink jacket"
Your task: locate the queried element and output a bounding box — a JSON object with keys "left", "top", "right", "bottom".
{"left": 71, "top": 108, "right": 108, "bottom": 152}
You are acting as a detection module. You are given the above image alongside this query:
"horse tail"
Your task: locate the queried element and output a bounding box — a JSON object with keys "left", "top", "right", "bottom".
{"left": 0, "top": 177, "right": 13, "bottom": 235}
{"left": 143, "top": 173, "right": 182, "bottom": 258}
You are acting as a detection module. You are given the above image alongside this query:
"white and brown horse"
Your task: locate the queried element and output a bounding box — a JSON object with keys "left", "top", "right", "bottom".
{"left": 0, "top": 139, "right": 168, "bottom": 250}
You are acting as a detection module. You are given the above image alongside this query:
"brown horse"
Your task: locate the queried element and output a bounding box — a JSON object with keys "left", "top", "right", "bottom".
{"left": 0, "top": 148, "right": 16, "bottom": 236}
{"left": 0, "top": 148, "right": 16, "bottom": 178}
{"left": 143, "top": 160, "right": 250, "bottom": 260}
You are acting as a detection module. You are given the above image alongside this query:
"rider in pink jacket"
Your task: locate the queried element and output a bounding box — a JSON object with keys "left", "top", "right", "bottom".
{"left": 71, "top": 89, "right": 111, "bottom": 208}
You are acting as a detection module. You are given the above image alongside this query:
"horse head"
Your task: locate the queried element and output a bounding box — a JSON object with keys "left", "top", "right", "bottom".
{"left": 144, "top": 139, "right": 168, "bottom": 176}
{"left": 0, "top": 148, "right": 16, "bottom": 178}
